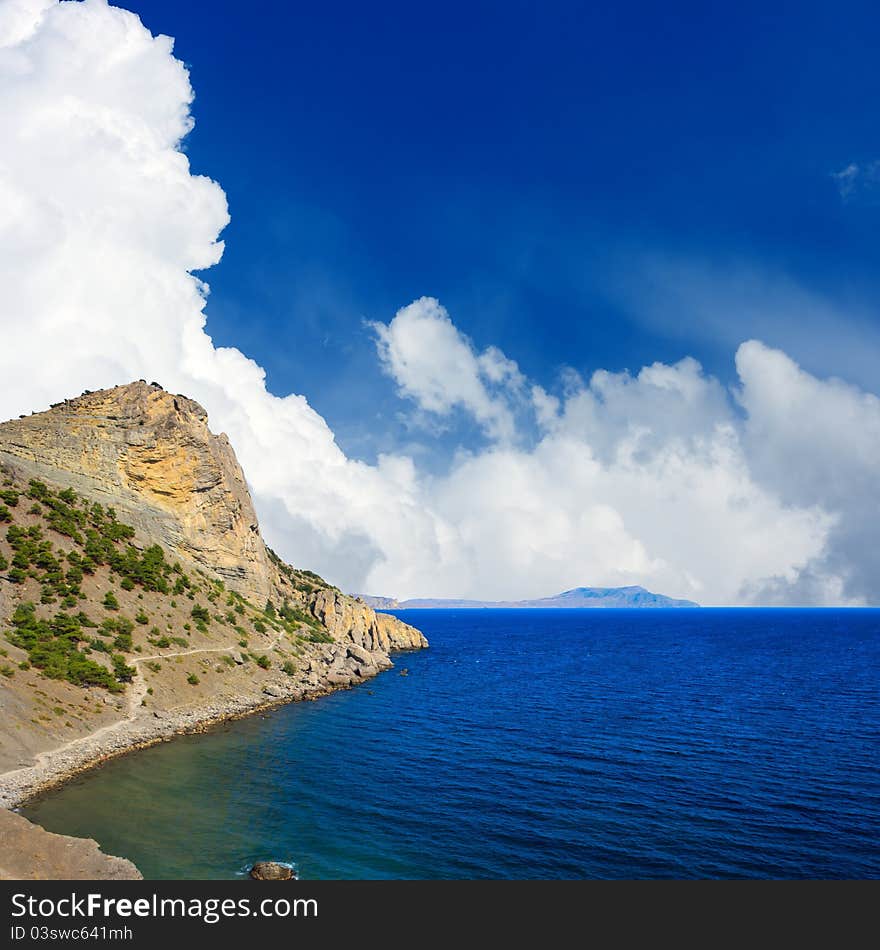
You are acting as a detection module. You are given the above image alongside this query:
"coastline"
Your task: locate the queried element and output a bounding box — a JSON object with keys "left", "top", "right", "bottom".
{"left": 0, "top": 644, "right": 422, "bottom": 810}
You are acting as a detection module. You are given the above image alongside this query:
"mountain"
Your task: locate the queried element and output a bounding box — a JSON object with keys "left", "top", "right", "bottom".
{"left": 358, "top": 585, "right": 699, "bottom": 609}
{"left": 0, "top": 382, "right": 427, "bottom": 875}
{"left": 358, "top": 595, "right": 401, "bottom": 609}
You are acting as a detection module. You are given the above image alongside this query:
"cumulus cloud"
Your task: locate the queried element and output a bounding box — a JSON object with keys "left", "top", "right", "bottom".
{"left": 736, "top": 341, "right": 880, "bottom": 603}
{"left": 0, "top": 0, "right": 877, "bottom": 605}
{"left": 0, "top": 0, "right": 436, "bottom": 595}
{"left": 372, "top": 297, "right": 525, "bottom": 441}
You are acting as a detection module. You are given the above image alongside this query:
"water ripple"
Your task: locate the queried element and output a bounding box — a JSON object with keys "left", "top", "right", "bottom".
{"left": 22, "top": 607, "right": 880, "bottom": 879}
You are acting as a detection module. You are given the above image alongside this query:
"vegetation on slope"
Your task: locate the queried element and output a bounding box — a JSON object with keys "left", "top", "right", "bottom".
{"left": 1, "top": 473, "right": 333, "bottom": 695}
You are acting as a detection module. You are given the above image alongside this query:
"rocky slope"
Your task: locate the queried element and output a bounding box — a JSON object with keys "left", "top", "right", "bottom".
{"left": 0, "top": 808, "right": 141, "bottom": 880}
{"left": 0, "top": 383, "right": 426, "bottom": 876}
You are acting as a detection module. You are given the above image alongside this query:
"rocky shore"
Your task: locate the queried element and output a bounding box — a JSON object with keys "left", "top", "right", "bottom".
{"left": 0, "top": 632, "right": 424, "bottom": 879}
{"left": 0, "top": 631, "right": 423, "bottom": 809}
{"left": 0, "top": 808, "right": 142, "bottom": 880}
{"left": 0, "top": 382, "right": 427, "bottom": 877}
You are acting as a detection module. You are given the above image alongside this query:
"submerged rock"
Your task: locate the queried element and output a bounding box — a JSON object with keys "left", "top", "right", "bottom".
{"left": 249, "top": 861, "right": 296, "bottom": 880}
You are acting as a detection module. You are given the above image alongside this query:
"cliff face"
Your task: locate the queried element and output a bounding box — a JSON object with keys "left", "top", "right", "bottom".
{"left": 0, "top": 383, "right": 274, "bottom": 605}
{"left": 312, "top": 589, "right": 425, "bottom": 652}
{"left": 0, "top": 382, "right": 426, "bottom": 825}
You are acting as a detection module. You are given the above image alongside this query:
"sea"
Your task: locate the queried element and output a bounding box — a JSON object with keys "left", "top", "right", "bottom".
{"left": 20, "top": 608, "right": 880, "bottom": 879}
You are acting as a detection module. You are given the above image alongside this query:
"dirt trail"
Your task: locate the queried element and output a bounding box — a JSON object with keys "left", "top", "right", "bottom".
{"left": 2, "top": 628, "right": 288, "bottom": 788}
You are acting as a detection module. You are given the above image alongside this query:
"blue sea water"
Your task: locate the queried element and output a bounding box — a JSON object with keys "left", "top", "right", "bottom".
{"left": 21, "top": 608, "right": 880, "bottom": 879}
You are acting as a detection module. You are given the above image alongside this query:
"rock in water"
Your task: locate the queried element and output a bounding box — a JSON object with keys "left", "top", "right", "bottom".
{"left": 250, "top": 862, "right": 295, "bottom": 880}
{"left": 0, "top": 379, "right": 427, "bottom": 839}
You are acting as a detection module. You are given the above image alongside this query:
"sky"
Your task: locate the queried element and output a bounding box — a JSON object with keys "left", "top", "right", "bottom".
{"left": 1, "top": 0, "right": 880, "bottom": 605}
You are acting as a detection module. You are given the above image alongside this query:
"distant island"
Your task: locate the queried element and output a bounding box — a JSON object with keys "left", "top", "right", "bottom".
{"left": 357, "top": 586, "right": 700, "bottom": 610}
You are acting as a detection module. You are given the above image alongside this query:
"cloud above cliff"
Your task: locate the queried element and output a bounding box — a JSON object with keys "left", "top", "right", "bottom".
{"left": 0, "top": 0, "right": 878, "bottom": 605}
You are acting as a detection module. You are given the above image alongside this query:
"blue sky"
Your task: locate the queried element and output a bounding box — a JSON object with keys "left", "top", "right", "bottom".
{"left": 4, "top": 0, "right": 880, "bottom": 603}
{"left": 123, "top": 0, "right": 880, "bottom": 463}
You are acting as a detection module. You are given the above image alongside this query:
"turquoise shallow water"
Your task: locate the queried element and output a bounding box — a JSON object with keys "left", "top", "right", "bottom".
{"left": 20, "top": 608, "right": 880, "bottom": 879}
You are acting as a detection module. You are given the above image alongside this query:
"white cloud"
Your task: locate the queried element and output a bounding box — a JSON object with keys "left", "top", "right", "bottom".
{"left": 735, "top": 341, "right": 880, "bottom": 603}
{"left": 832, "top": 163, "right": 860, "bottom": 199}
{"left": 371, "top": 297, "right": 523, "bottom": 441}
{"left": 0, "top": 1, "right": 877, "bottom": 605}
{"left": 832, "top": 160, "right": 880, "bottom": 200}
{"left": 0, "top": 0, "right": 54, "bottom": 47}
{"left": 601, "top": 252, "right": 880, "bottom": 396}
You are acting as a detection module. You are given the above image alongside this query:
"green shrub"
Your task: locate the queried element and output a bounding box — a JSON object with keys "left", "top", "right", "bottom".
{"left": 186, "top": 673, "right": 200, "bottom": 686}
{"left": 281, "top": 660, "right": 297, "bottom": 676}
{"left": 256, "top": 655, "right": 270, "bottom": 670}
{"left": 7, "top": 603, "right": 122, "bottom": 692}
{"left": 112, "top": 630, "right": 133, "bottom": 652}
{"left": 111, "top": 654, "right": 136, "bottom": 683}
{"left": 103, "top": 591, "right": 120, "bottom": 611}
{"left": 27, "top": 480, "right": 50, "bottom": 502}
{"left": 66, "top": 564, "right": 83, "bottom": 587}
{"left": 304, "top": 628, "right": 334, "bottom": 644}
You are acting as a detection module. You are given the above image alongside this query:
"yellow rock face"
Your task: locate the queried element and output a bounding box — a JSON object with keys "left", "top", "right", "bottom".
{"left": 312, "top": 588, "right": 428, "bottom": 652}
{"left": 0, "top": 382, "right": 274, "bottom": 605}
{"left": 0, "top": 379, "right": 425, "bottom": 654}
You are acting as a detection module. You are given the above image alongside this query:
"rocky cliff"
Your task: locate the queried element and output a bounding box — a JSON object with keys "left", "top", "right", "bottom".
{"left": 0, "top": 382, "right": 427, "bottom": 871}
{"left": 0, "top": 382, "right": 274, "bottom": 605}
